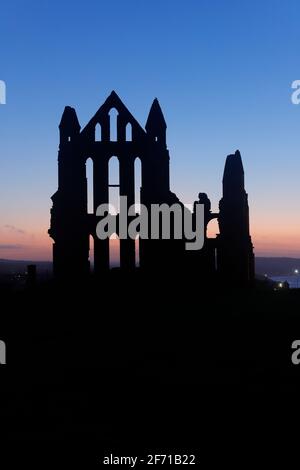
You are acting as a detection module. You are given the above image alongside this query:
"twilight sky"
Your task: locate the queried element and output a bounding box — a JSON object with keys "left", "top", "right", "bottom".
{"left": 1, "top": 0, "right": 300, "bottom": 260}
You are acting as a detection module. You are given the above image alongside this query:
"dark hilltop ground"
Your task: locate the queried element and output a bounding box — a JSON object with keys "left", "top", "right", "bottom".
{"left": 0, "top": 267, "right": 300, "bottom": 466}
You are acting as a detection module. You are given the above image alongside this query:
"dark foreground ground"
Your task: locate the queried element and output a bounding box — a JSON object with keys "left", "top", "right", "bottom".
{"left": 1, "top": 270, "right": 300, "bottom": 466}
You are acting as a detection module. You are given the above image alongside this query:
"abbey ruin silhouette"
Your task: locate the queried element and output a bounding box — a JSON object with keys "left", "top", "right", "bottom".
{"left": 49, "top": 91, "right": 254, "bottom": 284}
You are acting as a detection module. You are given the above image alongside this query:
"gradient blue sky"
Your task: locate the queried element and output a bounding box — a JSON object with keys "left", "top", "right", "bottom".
{"left": 1, "top": 0, "right": 300, "bottom": 259}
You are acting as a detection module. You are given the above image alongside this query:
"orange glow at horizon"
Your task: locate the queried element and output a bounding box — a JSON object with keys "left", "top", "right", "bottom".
{"left": 1, "top": 219, "right": 300, "bottom": 261}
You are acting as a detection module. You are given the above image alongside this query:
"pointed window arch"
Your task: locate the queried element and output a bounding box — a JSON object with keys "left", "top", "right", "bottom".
{"left": 125, "top": 122, "right": 132, "bottom": 141}
{"left": 109, "top": 108, "right": 118, "bottom": 141}
{"left": 95, "top": 123, "right": 102, "bottom": 141}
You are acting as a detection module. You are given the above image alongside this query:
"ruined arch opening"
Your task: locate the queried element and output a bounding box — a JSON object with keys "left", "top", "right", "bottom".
{"left": 86, "top": 157, "right": 94, "bottom": 214}
{"left": 207, "top": 217, "right": 219, "bottom": 271}
{"left": 109, "top": 156, "right": 120, "bottom": 268}
{"left": 89, "top": 234, "right": 94, "bottom": 273}
{"left": 134, "top": 157, "right": 142, "bottom": 267}
{"left": 207, "top": 217, "right": 219, "bottom": 238}
{"left": 109, "top": 234, "right": 120, "bottom": 269}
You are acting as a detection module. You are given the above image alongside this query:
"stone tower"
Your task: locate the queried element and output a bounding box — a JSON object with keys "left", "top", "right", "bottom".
{"left": 217, "top": 150, "right": 255, "bottom": 285}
